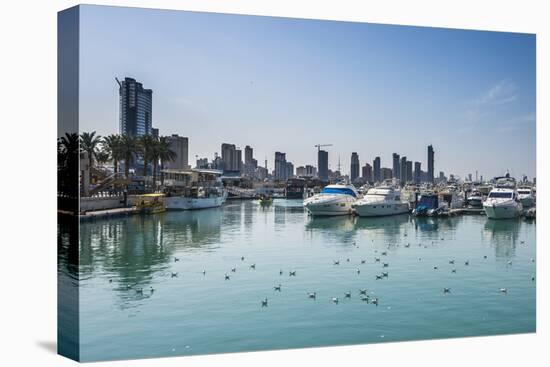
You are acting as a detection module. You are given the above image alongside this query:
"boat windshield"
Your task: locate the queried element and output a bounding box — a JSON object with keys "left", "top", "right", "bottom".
{"left": 488, "top": 192, "right": 513, "bottom": 199}
{"left": 518, "top": 190, "right": 531, "bottom": 195}
{"left": 321, "top": 187, "right": 357, "bottom": 197}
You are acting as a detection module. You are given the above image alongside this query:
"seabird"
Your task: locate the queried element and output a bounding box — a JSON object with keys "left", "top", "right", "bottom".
{"left": 443, "top": 288, "right": 451, "bottom": 293}
{"left": 174, "top": 257, "right": 179, "bottom": 262}
{"left": 345, "top": 291, "right": 351, "bottom": 298}
{"left": 483, "top": 255, "right": 488, "bottom": 259}
{"left": 381, "top": 251, "right": 388, "bottom": 256}
{"left": 449, "top": 260, "right": 455, "bottom": 264}
{"left": 383, "top": 263, "right": 389, "bottom": 268}
{"left": 464, "top": 260, "right": 470, "bottom": 266}
{"left": 274, "top": 284, "right": 282, "bottom": 291}
{"left": 241, "top": 256, "right": 245, "bottom": 261}
{"left": 375, "top": 257, "right": 381, "bottom": 262}
{"left": 405, "top": 243, "right": 410, "bottom": 248}
{"left": 434, "top": 266, "right": 438, "bottom": 270}
{"left": 333, "top": 260, "right": 340, "bottom": 265}
{"left": 361, "top": 295, "right": 370, "bottom": 302}
{"left": 250, "top": 264, "right": 256, "bottom": 269}
{"left": 451, "top": 269, "right": 457, "bottom": 273}
{"left": 500, "top": 288, "right": 507, "bottom": 293}
{"left": 109, "top": 279, "right": 113, "bottom": 283}
{"left": 359, "top": 289, "right": 367, "bottom": 295}
{"left": 150, "top": 286, "right": 155, "bottom": 293}
{"left": 289, "top": 270, "right": 296, "bottom": 276}
{"left": 136, "top": 287, "right": 143, "bottom": 294}
{"left": 279, "top": 269, "right": 283, "bottom": 275}
{"left": 382, "top": 271, "right": 388, "bottom": 277}
{"left": 531, "top": 258, "right": 535, "bottom": 263}
{"left": 202, "top": 270, "right": 206, "bottom": 275}
{"left": 356, "top": 269, "right": 361, "bottom": 274}
{"left": 225, "top": 274, "right": 230, "bottom": 280}
{"left": 308, "top": 292, "right": 317, "bottom": 299}
{"left": 361, "top": 259, "right": 366, "bottom": 264}
{"left": 507, "top": 260, "right": 512, "bottom": 265}
{"left": 261, "top": 298, "right": 268, "bottom": 307}
{"left": 371, "top": 298, "right": 379, "bottom": 306}
{"left": 332, "top": 297, "right": 339, "bottom": 304}
{"left": 231, "top": 267, "right": 237, "bottom": 272}
{"left": 346, "top": 258, "right": 350, "bottom": 262}
{"left": 375, "top": 275, "right": 383, "bottom": 280}
{"left": 171, "top": 272, "right": 178, "bottom": 278}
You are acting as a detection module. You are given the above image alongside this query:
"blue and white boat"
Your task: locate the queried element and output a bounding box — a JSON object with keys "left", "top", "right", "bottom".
{"left": 413, "top": 191, "right": 448, "bottom": 216}
{"left": 303, "top": 183, "right": 358, "bottom": 216}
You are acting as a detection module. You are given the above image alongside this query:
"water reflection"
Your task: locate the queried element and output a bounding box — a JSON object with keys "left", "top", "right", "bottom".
{"left": 353, "top": 214, "right": 409, "bottom": 242}
{"left": 483, "top": 219, "right": 522, "bottom": 259}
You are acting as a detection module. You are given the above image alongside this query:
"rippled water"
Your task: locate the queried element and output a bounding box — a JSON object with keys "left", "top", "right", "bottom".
{"left": 59, "top": 199, "right": 536, "bottom": 361}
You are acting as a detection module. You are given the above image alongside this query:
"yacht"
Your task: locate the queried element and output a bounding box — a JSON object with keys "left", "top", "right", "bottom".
{"left": 303, "top": 183, "right": 358, "bottom": 216}
{"left": 517, "top": 187, "right": 535, "bottom": 208}
{"left": 352, "top": 186, "right": 409, "bottom": 217}
{"left": 466, "top": 190, "right": 483, "bottom": 207}
{"left": 439, "top": 184, "right": 465, "bottom": 209}
{"left": 483, "top": 187, "right": 522, "bottom": 219}
{"left": 413, "top": 191, "right": 448, "bottom": 216}
{"left": 162, "top": 169, "right": 227, "bottom": 210}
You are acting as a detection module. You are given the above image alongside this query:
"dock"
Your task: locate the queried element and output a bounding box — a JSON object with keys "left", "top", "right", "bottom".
{"left": 80, "top": 207, "right": 139, "bottom": 221}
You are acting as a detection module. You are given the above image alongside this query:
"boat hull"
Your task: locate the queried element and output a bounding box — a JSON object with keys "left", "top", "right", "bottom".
{"left": 483, "top": 202, "right": 521, "bottom": 219}
{"left": 166, "top": 195, "right": 226, "bottom": 210}
{"left": 304, "top": 198, "right": 355, "bottom": 216}
{"left": 354, "top": 202, "right": 409, "bottom": 217}
{"left": 519, "top": 196, "right": 535, "bottom": 208}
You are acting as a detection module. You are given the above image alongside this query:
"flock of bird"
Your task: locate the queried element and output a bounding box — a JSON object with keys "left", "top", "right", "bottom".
{"left": 114, "top": 237, "right": 535, "bottom": 309}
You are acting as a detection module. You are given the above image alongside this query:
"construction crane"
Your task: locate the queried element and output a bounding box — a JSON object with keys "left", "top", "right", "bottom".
{"left": 314, "top": 144, "right": 333, "bottom": 151}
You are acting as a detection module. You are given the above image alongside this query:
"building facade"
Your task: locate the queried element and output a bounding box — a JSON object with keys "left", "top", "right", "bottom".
{"left": 163, "top": 134, "right": 189, "bottom": 170}
{"left": 274, "top": 152, "right": 287, "bottom": 181}
{"left": 318, "top": 150, "right": 329, "bottom": 181}
{"left": 117, "top": 77, "right": 153, "bottom": 136}
{"left": 350, "top": 152, "right": 360, "bottom": 182}
{"left": 428, "top": 145, "right": 434, "bottom": 183}
{"left": 221, "top": 143, "right": 242, "bottom": 173}
{"left": 392, "top": 153, "right": 400, "bottom": 179}
{"left": 362, "top": 163, "right": 372, "bottom": 184}
{"left": 373, "top": 157, "right": 381, "bottom": 183}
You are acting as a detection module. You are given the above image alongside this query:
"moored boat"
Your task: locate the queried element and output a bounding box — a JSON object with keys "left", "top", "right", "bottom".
{"left": 352, "top": 186, "right": 409, "bottom": 217}
{"left": 483, "top": 187, "right": 522, "bottom": 219}
{"left": 517, "top": 187, "right": 535, "bottom": 208}
{"left": 162, "top": 169, "right": 227, "bottom": 210}
{"left": 303, "top": 183, "right": 358, "bottom": 216}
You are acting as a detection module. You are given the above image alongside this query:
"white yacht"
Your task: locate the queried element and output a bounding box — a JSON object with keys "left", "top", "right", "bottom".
{"left": 467, "top": 190, "right": 483, "bottom": 207}
{"left": 162, "top": 169, "right": 227, "bottom": 210}
{"left": 483, "top": 187, "right": 522, "bottom": 219}
{"left": 439, "top": 184, "right": 464, "bottom": 209}
{"left": 303, "top": 183, "right": 358, "bottom": 216}
{"left": 517, "top": 187, "right": 535, "bottom": 208}
{"left": 352, "top": 186, "right": 409, "bottom": 217}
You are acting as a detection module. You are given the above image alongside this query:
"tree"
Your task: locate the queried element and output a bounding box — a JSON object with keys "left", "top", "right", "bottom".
{"left": 157, "top": 136, "right": 177, "bottom": 185}
{"left": 119, "top": 134, "right": 138, "bottom": 178}
{"left": 80, "top": 131, "right": 102, "bottom": 184}
{"left": 102, "top": 134, "right": 123, "bottom": 173}
{"left": 138, "top": 134, "right": 157, "bottom": 179}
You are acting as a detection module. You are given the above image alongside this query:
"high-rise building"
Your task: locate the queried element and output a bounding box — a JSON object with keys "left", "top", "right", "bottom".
{"left": 296, "top": 166, "right": 306, "bottom": 177}
{"left": 406, "top": 161, "right": 413, "bottom": 183}
{"left": 382, "top": 167, "right": 392, "bottom": 180}
{"left": 428, "top": 145, "right": 435, "bottom": 183}
{"left": 373, "top": 157, "right": 381, "bottom": 183}
{"left": 244, "top": 145, "right": 253, "bottom": 165}
{"left": 164, "top": 134, "right": 189, "bottom": 170}
{"left": 221, "top": 143, "right": 241, "bottom": 173}
{"left": 350, "top": 152, "right": 360, "bottom": 182}
{"left": 117, "top": 77, "right": 153, "bottom": 136}
{"left": 274, "top": 152, "right": 287, "bottom": 180}
{"left": 318, "top": 150, "right": 329, "bottom": 181}
{"left": 392, "top": 153, "right": 400, "bottom": 179}
{"left": 286, "top": 162, "right": 294, "bottom": 179}
{"left": 414, "top": 161, "right": 421, "bottom": 183}
{"left": 400, "top": 156, "right": 407, "bottom": 184}
{"left": 362, "top": 163, "right": 372, "bottom": 183}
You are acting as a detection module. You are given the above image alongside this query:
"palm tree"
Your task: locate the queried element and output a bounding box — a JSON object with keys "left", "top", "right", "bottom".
{"left": 57, "top": 133, "right": 80, "bottom": 198}
{"left": 102, "top": 134, "right": 123, "bottom": 173}
{"left": 150, "top": 139, "right": 161, "bottom": 188}
{"left": 157, "top": 136, "right": 177, "bottom": 185}
{"left": 80, "top": 131, "right": 102, "bottom": 182}
{"left": 119, "top": 134, "right": 138, "bottom": 178}
{"left": 138, "top": 134, "right": 157, "bottom": 179}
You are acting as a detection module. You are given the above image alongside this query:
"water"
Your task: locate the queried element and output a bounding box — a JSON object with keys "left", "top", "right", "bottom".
{"left": 59, "top": 200, "right": 536, "bottom": 361}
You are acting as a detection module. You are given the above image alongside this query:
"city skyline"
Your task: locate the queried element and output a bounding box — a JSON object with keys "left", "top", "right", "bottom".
{"left": 79, "top": 5, "right": 536, "bottom": 179}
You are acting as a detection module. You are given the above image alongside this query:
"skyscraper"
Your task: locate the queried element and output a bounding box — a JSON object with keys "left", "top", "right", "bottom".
{"left": 350, "top": 152, "right": 360, "bottom": 182}
{"left": 414, "top": 161, "right": 421, "bottom": 183}
{"left": 117, "top": 77, "right": 153, "bottom": 136}
{"left": 286, "top": 161, "right": 294, "bottom": 179}
{"left": 244, "top": 145, "right": 253, "bottom": 165}
{"left": 392, "top": 153, "right": 400, "bottom": 179}
{"left": 274, "top": 152, "right": 287, "bottom": 180}
{"left": 428, "top": 145, "right": 434, "bottom": 183}
{"left": 400, "top": 156, "right": 407, "bottom": 184}
{"left": 318, "top": 150, "right": 329, "bottom": 181}
{"left": 362, "top": 163, "right": 372, "bottom": 183}
{"left": 406, "top": 160, "right": 413, "bottom": 183}
{"left": 373, "top": 156, "right": 381, "bottom": 183}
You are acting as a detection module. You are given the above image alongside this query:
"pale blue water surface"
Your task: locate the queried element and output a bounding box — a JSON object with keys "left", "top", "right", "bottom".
{"left": 59, "top": 200, "right": 536, "bottom": 361}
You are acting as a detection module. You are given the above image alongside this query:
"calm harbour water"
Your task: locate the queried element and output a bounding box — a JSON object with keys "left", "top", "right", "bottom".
{"left": 59, "top": 199, "right": 536, "bottom": 361}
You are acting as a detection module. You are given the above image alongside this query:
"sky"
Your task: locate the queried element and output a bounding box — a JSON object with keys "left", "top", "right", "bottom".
{"left": 79, "top": 5, "right": 536, "bottom": 179}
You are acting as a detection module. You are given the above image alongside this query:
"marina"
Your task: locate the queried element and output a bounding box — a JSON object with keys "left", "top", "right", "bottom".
{"left": 62, "top": 199, "right": 536, "bottom": 361}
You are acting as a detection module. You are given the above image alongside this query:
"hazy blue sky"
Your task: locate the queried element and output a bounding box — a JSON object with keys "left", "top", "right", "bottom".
{"left": 79, "top": 5, "right": 536, "bottom": 179}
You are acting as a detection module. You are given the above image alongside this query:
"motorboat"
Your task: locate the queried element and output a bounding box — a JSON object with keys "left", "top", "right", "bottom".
{"left": 483, "top": 187, "right": 522, "bottom": 219}
{"left": 352, "top": 186, "right": 409, "bottom": 217}
{"left": 439, "top": 184, "right": 464, "bottom": 209}
{"left": 303, "top": 183, "right": 358, "bottom": 216}
{"left": 162, "top": 169, "right": 227, "bottom": 210}
{"left": 517, "top": 187, "right": 535, "bottom": 208}
{"left": 413, "top": 191, "right": 448, "bottom": 216}
{"left": 467, "top": 189, "right": 483, "bottom": 207}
